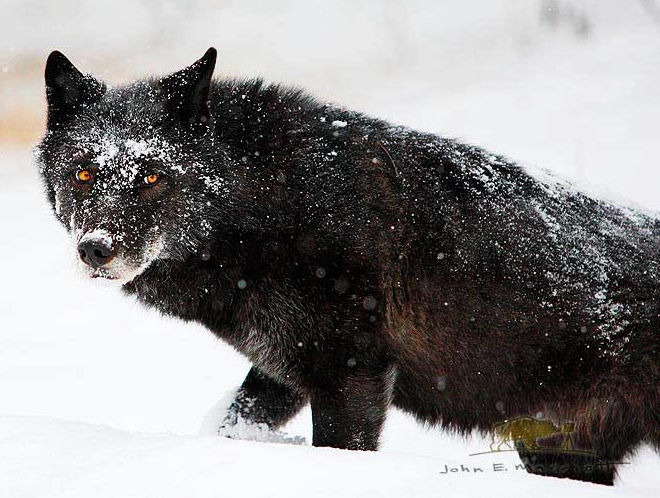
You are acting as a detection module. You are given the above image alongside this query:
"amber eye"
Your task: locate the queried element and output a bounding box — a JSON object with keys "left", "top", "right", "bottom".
{"left": 74, "top": 169, "right": 93, "bottom": 183}
{"left": 143, "top": 173, "right": 160, "bottom": 186}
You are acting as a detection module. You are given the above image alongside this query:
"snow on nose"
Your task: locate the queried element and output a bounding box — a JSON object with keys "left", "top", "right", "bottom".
{"left": 79, "top": 229, "right": 114, "bottom": 249}
{"left": 77, "top": 229, "right": 116, "bottom": 267}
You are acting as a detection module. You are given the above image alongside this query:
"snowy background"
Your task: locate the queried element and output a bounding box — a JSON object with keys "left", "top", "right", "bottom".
{"left": 1, "top": 1, "right": 660, "bottom": 496}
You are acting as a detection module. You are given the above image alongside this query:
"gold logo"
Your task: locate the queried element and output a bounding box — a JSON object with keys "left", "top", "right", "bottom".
{"left": 469, "top": 416, "right": 600, "bottom": 457}
{"left": 490, "top": 416, "right": 584, "bottom": 453}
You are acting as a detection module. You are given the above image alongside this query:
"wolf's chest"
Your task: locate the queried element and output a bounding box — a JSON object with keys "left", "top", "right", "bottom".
{"left": 221, "top": 286, "right": 316, "bottom": 384}
{"left": 130, "top": 265, "right": 316, "bottom": 384}
{"left": 225, "top": 324, "right": 297, "bottom": 382}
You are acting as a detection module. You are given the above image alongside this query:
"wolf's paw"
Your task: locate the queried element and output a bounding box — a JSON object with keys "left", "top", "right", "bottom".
{"left": 217, "top": 418, "right": 306, "bottom": 445}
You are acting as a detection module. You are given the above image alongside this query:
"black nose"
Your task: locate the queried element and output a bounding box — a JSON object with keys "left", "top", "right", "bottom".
{"left": 78, "top": 239, "right": 116, "bottom": 268}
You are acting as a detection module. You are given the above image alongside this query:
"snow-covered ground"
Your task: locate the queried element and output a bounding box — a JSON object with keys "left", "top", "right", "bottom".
{"left": 1, "top": 1, "right": 660, "bottom": 496}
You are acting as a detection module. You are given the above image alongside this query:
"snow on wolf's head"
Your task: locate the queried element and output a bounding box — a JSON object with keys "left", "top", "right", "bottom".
{"left": 36, "top": 48, "right": 229, "bottom": 284}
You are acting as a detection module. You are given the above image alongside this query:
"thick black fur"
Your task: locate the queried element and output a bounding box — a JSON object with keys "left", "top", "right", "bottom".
{"left": 37, "top": 48, "right": 660, "bottom": 485}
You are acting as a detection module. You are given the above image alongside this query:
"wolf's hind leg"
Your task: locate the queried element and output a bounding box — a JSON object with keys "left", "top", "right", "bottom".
{"left": 220, "top": 366, "right": 308, "bottom": 432}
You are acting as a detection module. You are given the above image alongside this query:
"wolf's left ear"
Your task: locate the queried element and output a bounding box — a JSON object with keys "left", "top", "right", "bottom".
{"left": 159, "top": 47, "right": 217, "bottom": 137}
{"left": 45, "top": 51, "right": 105, "bottom": 129}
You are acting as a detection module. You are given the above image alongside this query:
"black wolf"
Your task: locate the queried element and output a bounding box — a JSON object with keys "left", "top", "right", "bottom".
{"left": 37, "top": 48, "right": 660, "bottom": 485}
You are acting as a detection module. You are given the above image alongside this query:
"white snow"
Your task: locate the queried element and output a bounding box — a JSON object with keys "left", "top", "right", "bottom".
{"left": 2, "top": 1, "right": 660, "bottom": 496}
{"left": 78, "top": 229, "right": 113, "bottom": 248}
{"left": 3, "top": 415, "right": 658, "bottom": 498}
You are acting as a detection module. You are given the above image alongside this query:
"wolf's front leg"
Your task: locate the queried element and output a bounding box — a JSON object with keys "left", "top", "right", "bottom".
{"left": 310, "top": 364, "right": 395, "bottom": 451}
{"left": 220, "top": 366, "right": 307, "bottom": 434}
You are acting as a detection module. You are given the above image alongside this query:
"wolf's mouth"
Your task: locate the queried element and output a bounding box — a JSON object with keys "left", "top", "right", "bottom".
{"left": 88, "top": 267, "right": 121, "bottom": 280}
{"left": 90, "top": 272, "right": 118, "bottom": 280}
{"left": 82, "top": 258, "right": 154, "bottom": 286}
{"left": 86, "top": 268, "right": 139, "bottom": 286}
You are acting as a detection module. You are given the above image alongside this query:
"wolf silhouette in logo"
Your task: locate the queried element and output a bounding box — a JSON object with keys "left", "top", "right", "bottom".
{"left": 37, "top": 47, "right": 660, "bottom": 485}
{"left": 491, "top": 417, "right": 578, "bottom": 452}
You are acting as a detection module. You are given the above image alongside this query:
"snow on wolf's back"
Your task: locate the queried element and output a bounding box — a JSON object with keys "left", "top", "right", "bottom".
{"left": 379, "top": 129, "right": 660, "bottom": 431}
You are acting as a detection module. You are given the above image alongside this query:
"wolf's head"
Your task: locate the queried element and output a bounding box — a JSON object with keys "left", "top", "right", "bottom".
{"left": 36, "top": 48, "right": 233, "bottom": 284}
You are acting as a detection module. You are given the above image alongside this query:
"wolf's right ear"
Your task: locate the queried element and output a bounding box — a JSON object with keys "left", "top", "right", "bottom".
{"left": 45, "top": 51, "right": 105, "bottom": 129}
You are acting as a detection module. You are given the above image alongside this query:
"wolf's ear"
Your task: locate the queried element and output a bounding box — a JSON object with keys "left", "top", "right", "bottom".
{"left": 159, "top": 47, "right": 217, "bottom": 137}
{"left": 45, "top": 51, "right": 105, "bottom": 129}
